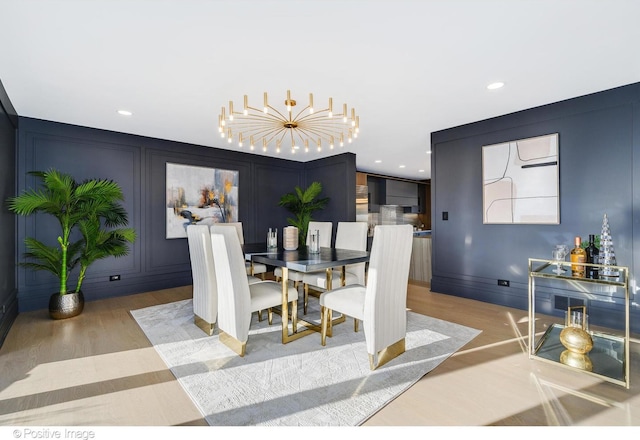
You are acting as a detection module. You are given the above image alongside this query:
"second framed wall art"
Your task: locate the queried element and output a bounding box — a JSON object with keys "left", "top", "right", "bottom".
{"left": 482, "top": 133, "right": 559, "bottom": 224}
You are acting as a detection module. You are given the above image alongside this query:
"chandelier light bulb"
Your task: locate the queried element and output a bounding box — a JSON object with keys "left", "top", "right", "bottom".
{"left": 309, "top": 93, "right": 314, "bottom": 113}
{"left": 229, "top": 101, "right": 234, "bottom": 121}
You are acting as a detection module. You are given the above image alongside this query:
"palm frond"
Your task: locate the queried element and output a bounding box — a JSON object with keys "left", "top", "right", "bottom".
{"left": 8, "top": 168, "right": 136, "bottom": 295}
{"left": 278, "top": 181, "right": 330, "bottom": 246}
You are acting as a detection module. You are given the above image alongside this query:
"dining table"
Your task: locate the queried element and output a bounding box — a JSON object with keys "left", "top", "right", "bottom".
{"left": 244, "top": 243, "right": 370, "bottom": 344}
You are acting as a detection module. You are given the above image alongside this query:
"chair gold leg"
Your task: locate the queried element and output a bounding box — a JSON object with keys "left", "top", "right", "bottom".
{"left": 354, "top": 318, "right": 359, "bottom": 333}
{"left": 268, "top": 308, "right": 273, "bottom": 325}
{"left": 194, "top": 315, "right": 215, "bottom": 336}
{"left": 291, "top": 300, "right": 298, "bottom": 330}
{"left": 219, "top": 331, "right": 247, "bottom": 357}
{"left": 303, "top": 283, "right": 308, "bottom": 315}
{"left": 257, "top": 310, "right": 263, "bottom": 322}
{"left": 321, "top": 306, "right": 329, "bottom": 346}
{"left": 368, "top": 338, "right": 406, "bottom": 370}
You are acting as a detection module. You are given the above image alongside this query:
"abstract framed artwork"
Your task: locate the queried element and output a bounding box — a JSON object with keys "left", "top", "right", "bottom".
{"left": 165, "top": 162, "right": 239, "bottom": 239}
{"left": 482, "top": 133, "right": 559, "bottom": 224}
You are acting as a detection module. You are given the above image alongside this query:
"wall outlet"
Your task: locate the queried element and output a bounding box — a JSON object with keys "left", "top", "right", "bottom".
{"left": 442, "top": 211, "right": 448, "bottom": 221}
{"left": 109, "top": 275, "right": 121, "bottom": 281}
{"left": 497, "top": 279, "right": 510, "bottom": 287}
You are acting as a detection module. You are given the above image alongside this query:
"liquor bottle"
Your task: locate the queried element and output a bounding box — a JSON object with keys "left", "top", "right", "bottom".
{"left": 570, "top": 236, "right": 586, "bottom": 277}
{"left": 585, "top": 234, "right": 599, "bottom": 279}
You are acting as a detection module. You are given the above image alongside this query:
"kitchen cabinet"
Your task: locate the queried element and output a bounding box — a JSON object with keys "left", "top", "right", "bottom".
{"left": 364, "top": 174, "right": 430, "bottom": 214}
{"left": 418, "top": 182, "right": 430, "bottom": 215}
{"left": 385, "top": 179, "right": 418, "bottom": 206}
{"left": 367, "top": 176, "right": 383, "bottom": 213}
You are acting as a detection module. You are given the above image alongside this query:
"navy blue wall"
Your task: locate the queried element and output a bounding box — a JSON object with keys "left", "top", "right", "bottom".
{"left": 15, "top": 117, "right": 356, "bottom": 312}
{"left": 431, "top": 82, "right": 640, "bottom": 333}
{"left": 0, "top": 79, "right": 17, "bottom": 345}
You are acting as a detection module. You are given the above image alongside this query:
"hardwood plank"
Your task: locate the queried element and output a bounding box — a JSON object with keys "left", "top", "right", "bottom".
{"left": 0, "top": 283, "right": 638, "bottom": 426}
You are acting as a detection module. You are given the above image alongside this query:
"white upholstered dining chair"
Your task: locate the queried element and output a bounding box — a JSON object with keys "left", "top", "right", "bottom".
{"left": 302, "top": 221, "right": 367, "bottom": 312}
{"left": 186, "top": 224, "right": 218, "bottom": 336}
{"left": 216, "top": 221, "right": 268, "bottom": 279}
{"left": 319, "top": 224, "right": 413, "bottom": 370}
{"left": 210, "top": 225, "right": 298, "bottom": 356}
{"left": 274, "top": 221, "right": 333, "bottom": 312}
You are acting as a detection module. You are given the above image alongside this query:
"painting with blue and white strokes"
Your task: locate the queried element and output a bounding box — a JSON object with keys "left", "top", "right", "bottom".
{"left": 166, "top": 162, "right": 239, "bottom": 238}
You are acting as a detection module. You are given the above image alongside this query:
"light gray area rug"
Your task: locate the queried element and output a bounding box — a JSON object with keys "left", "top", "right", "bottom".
{"left": 131, "top": 299, "right": 480, "bottom": 426}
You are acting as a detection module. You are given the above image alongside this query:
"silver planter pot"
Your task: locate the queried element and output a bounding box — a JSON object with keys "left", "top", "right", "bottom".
{"left": 48, "top": 291, "right": 85, "bottom": 320}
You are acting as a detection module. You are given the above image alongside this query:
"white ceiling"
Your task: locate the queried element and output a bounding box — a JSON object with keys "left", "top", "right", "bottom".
{"left": 2, "top": 0, "right": 639, "bottom": 180}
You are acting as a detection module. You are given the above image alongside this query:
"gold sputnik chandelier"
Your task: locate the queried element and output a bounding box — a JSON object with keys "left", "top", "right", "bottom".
{"left": 218, "top": 90, "right": 360, "bottom": 154}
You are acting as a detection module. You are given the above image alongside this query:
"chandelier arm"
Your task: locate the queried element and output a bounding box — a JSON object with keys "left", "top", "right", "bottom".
{"left": 295, "top": 127, "right": 341, "bottom": 143}
{"left": 289, "top": 130, "right": 304, "bottom": 149}
{"left": 296, "top": 110, "right": 346, "bottom": 123}
{"left": 264, "top": 105, "right": 293, "bottom": 122}
{"left": 241, "top": 126, "right": 286, "bottom": 140}
{"left": 262, "top": 127, "right": 289, "bottom": 146}
{"left": 296, "top": 121, "right": 351, "bottom": 131}
{"left": 296, "top": 120, "right": 351, "bottom": 135}
{"left": 290, "top": 105, "right": 311, "bottom": 122}
{"left": 231, "top": 110, "right": 287, "bottom": 124}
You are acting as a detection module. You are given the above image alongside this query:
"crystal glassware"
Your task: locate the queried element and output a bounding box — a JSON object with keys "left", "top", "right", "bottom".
{"left": 308, "top": 230, "right": 320, "bottom": 254}
{"left": 267, "top": 228, "right": 278, "bottom": 250}
{"left": 552, "top": 244, "right": 568, "bottom": 274}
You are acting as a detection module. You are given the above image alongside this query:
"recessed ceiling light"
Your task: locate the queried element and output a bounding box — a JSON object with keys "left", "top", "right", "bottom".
{"left": 418, "top": 169, "right": 425, "bottom": 173}
{"left": 399, "top": 165, "right": 406, "bottom": 168}
{"left": 426, "top": 150, "right": 431, "bottom": 154}
{"left": 374, "top": 160, "right": 382, "bottom": 163}
{"left": 487, "top": 82, "right": 504, "bottom": 90}
{"left": 117, "top": 110, "right": 133, "bottom": 116}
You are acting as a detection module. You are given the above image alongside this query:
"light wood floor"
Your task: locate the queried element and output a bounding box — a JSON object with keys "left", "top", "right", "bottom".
{"left": 0, "top": 281, "right": 639, "bottom": 427}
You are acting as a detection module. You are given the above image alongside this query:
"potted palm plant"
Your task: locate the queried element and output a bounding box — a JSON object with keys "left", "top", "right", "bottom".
{"left": 6, "top": 169, "right": 136, "bottom": 319}
{"left": 278, "top": 181, "right": 330, "bottom": 247}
